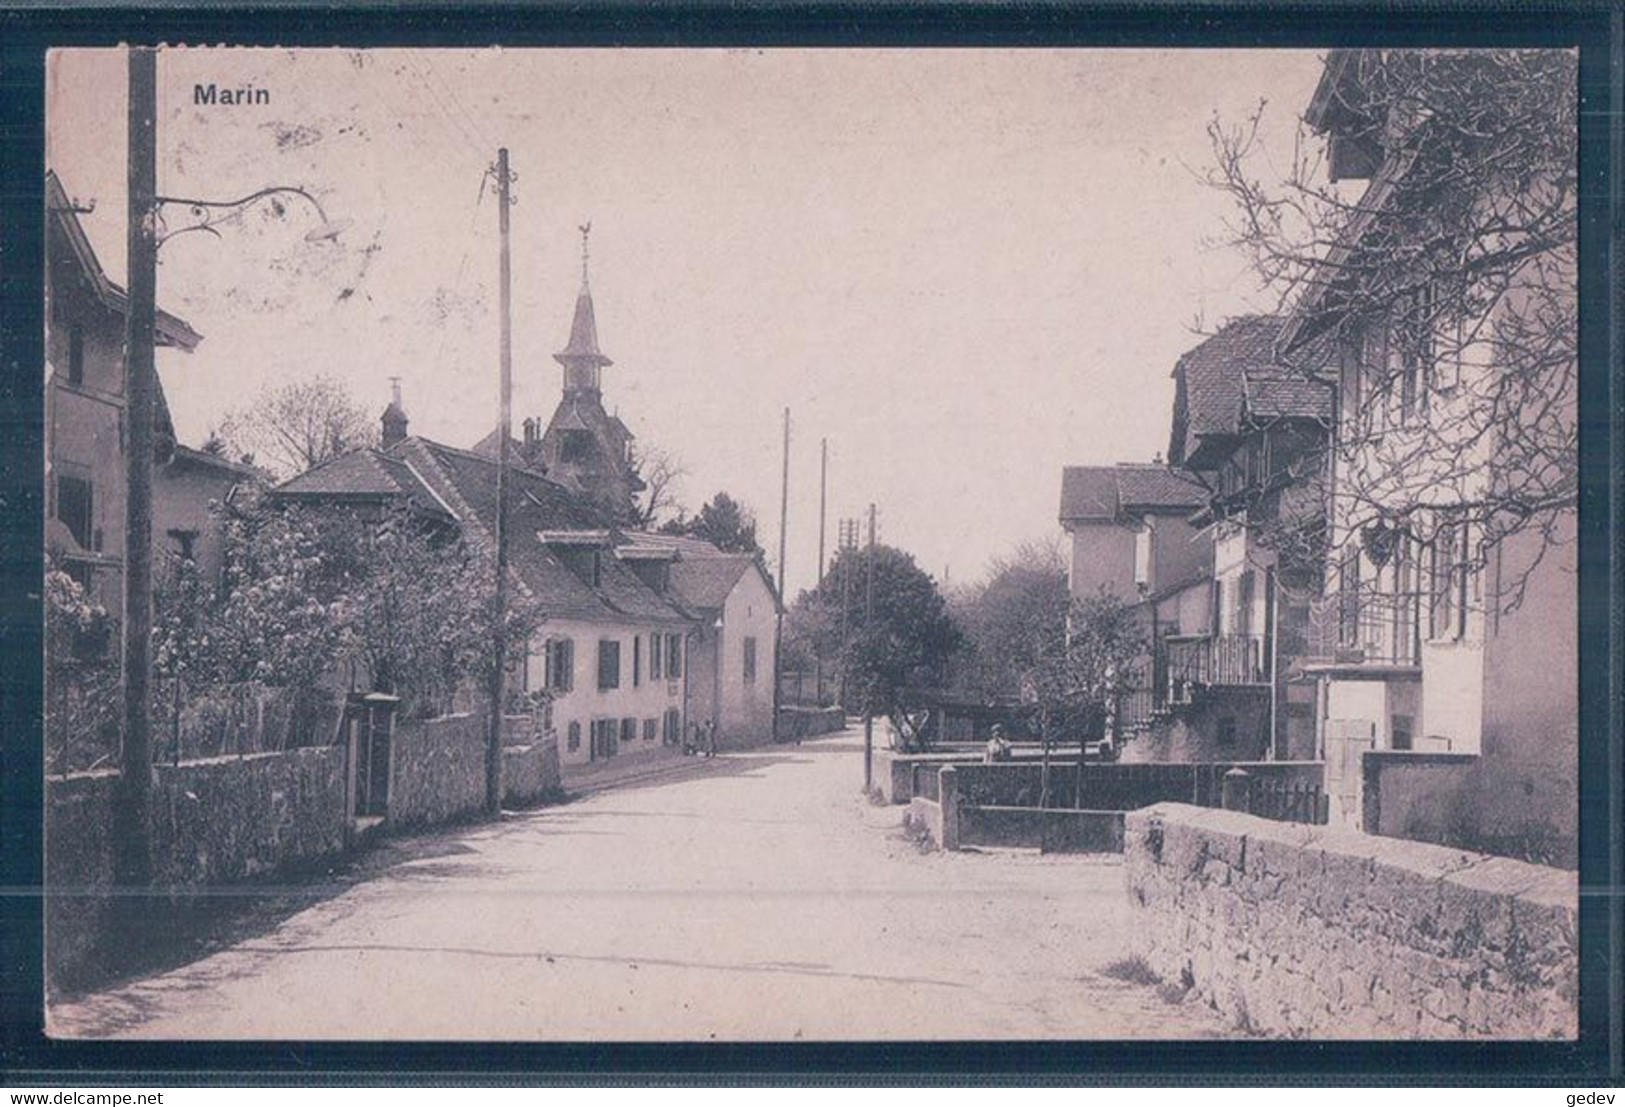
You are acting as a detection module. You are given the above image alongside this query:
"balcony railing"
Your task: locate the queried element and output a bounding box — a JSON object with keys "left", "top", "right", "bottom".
{"left": 1305, "top": 591, "right": 1423, "bottom": 668}
{"left": 1165, "top": 634, "right": 1269, "bottom": 703}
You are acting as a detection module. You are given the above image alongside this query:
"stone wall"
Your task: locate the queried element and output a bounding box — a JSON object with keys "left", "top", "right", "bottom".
{"left": 45, "top": 747, "right": 348, "bottom": 991}
{"left": 149, "top": 748, "right": 347, "bottom": 886}
{"left": 388, "top": 712, "right": 489, "bottom": 829}
{"left": 776, "top": 705, "right": 844, "bottom": 742}
{"left": 959, "top": 805, "right": 1124, "bottom": 853}
{"left": 1124, "top": 803, "right": 1578, "bottom": 1039}
{"left": 1118, "top": 689, "right": 1271, "bottom": 765}
{"left": 1363, "top": 750, "right": 1576, "bottom": 871}
{"left": 503, "top": 736, "right": 563, "bottom": 808}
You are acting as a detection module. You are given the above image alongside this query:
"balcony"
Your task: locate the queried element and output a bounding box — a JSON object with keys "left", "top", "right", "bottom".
{"left": 1165, "top": 634, "right": 1270, "bottom": 704}
{"left": 1301, "top": 591, "right": 1422, "bottom": 673}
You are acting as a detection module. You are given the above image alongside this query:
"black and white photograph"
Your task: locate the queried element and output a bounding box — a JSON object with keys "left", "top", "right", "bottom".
{"left": 39, "top": 44, "right": 1579, "bottom": 1042}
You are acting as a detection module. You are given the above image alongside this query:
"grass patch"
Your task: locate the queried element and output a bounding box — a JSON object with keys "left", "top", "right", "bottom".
{"left": 1100, "top": 954, "right": 1163, "bottom": 987}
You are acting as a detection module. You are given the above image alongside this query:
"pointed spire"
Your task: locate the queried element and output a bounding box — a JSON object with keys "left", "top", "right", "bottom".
{"left": 555, "top": 220, "right": 612, "bottom": 372}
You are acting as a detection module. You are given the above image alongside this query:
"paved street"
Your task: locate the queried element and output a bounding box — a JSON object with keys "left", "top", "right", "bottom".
{"left": 49, "top": 728, "right": 1233, "bottom": 1040}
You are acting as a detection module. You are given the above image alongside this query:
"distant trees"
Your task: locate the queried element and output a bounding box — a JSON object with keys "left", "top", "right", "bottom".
{"left": 1023, "top": 590, "right": 1145, "bottom": 802}
{"left": 216, "top": 373, "right": 380, "bottom": 478}
{"left": 784, "top": 543, "right": 960, "bottom": 742}
{"left": 628, "top": 443, "right": 686, "bottom": 529}
{"left": 659, "top": 491, "right": 765, "bottom": 559}
{"left": 951, "top": 539, "right": 1070, "bottom": 699}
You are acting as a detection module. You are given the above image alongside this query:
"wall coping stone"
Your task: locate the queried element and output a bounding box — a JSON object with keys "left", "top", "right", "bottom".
{"left": 1365, "top": 750, "right": 1479, "bottom": 765}
{"left": 1133, "top": 802, "right": 1575, "bottom": 896}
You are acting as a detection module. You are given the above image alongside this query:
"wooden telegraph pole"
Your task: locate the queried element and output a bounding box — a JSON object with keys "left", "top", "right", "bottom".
{"left": 772, "top": 407, "right": 789, "bottom": 740}
{"left": 863, "top": 502, "right": 876, "bottom": 792}
{"left": 116, "top": 45, "right": 158, "bottom": 886}
{"left": 814, "top": 437, "right": 827, "bottom": 703}
{"left": 486, "top": 147, "right": 513, "bottom": 815}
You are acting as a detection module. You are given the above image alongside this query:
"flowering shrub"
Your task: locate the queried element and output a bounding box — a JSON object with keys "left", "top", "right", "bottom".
{"left": 45, "top": 562, "right": 120, "bottom": 774}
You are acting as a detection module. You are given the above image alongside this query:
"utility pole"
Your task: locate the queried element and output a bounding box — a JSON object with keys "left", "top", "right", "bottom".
{"left": 863, "top": 502, "right": 876, "bottom": 792}
{"left": 773, "top": 407, "right": 790, "bottom": 740}
{"left": 817, "top": 438, "right": 828, "bottom": 585}
{"left": 116, "top": 45, "right": 157, "bottom": 887}
{"left": 486, "top": 147, "right": 512, "bottom": 815}
{"left": 814, "top": 437, "right": 827, "bottom": 703}
{"left": 837, "top": 516, "right": 857, "bottom": 712}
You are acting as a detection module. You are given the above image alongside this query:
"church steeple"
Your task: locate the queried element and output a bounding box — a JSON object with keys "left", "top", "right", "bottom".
{"left": 553, "top": 222, "right": 612, "bottom": 396}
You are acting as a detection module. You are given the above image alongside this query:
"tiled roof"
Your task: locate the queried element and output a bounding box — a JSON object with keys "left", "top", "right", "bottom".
{"left": 389, "top": 437, "right": 690, "bottom": 626}
{"left": 667, "top": 556, "right": 757, "bottom": 613}
{"left": 1115, "top": 465, "right": 1207, "bottom": 510}
{"left": 272, "top": 449, "right": 452, "bottom": 520}
{"left": 1242, "top": 363, "right": 1334, "bottom": 422}
{"left": 1168, "top": 315, "right": 1334, "bottom": 464}
{"left": 1059, "top": 464, "right": 1204, "bottom": 523}
{"left": 1171, "top": 316, "right": 1281, "bottom": 450}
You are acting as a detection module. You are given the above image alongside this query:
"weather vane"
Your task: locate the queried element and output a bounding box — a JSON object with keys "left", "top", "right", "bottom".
{"left": 579, "top": 220, "right": 592, "bottom": 284}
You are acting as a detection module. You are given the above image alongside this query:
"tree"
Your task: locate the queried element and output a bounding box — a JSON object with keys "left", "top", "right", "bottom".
{"left": 1207, "top": 49, "right": 1577, "bottom": 609}
{"left": 217, "top": 373, "right": 380, "bottom": 480}
{"left": 154, "top": 494, "right": 545, "bottom": 738}
{"left": 952, "top": 539, "right": 1070, "bottom": 700}
{"left": 628, "top": 443, "right": 687, "bottom": 529}
{"left": 785, "top": 542, "right": 960, "bottom": 744}
{"left": 659, "top": 491, "right": 765, "bottom": 558}
{"left": 1023, "top": 591, "right": 1145, "bottom": 805}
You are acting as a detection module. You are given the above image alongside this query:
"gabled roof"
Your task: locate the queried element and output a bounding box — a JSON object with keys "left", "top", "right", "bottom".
{"left": 389, "top": 436, "right": 689, "bottom": 626}
{"left": 1166, "top": 315, "right": 1336, "bottom": 469}
{"left": 625, "top": 530, "right": 783, "bottom": 614}
{"left": 46, "top": 171, "right": 201, "bottom": 351}
{"left": 1167, "top": 315, "right": 1281, "bottom": 464}
{"left": 271, "top": 448, "right": 454, "bottom": 521}
{"left": 1058, "top": 464, "right": 1205, "bottom": 524}
{"left": 667, "top": 556, "right": 758, "bottom": 613}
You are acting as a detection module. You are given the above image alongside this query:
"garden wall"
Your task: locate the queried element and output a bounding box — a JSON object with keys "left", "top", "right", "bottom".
{"left": 776, "top": 705, "right": 845, "bottom": 742}
{"left": 1364, "top": 750, "right": 1577, "bottom": 870}
{"left": 503, "top": 735, "right": 563, "bottom": 808}
{"left": 1123, "top": 803, "right": 1578, "bottom": 1039}
{"left": 45, "top": 747, "right": 347, "bottom": 991}
{"left": 388, "top": 712, "right": 489, "bottom": 828}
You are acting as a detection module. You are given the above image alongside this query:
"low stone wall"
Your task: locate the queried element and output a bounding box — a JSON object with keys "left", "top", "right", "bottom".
{"left": 150, "top": 748, "right": 347, "bottom": 886}
{"left": 776, "top": 705, "right": 845, "bottom": 741}
{"left": 1363, "top": 751, "right": 1575, "bottom": 870}
{"left": 1124, "top": 803, "right": 1578, "bottom": 1039}
{"left": 950, "top": 760, "right": 1322, "bottom": 811}
{"left": 959, "top": 806, "right": 1124, "bottom": 854}
{"left": 44, "top": 770, "right": 120, "bottom": 991}
{"left": 45, "top": 747, "right": 348, "bottom": 991}
{"left": 388, "top": 713, "right": 489, "bottom": 829}
{"left": 503, "top": 736, "right": 563, "bottom": 808}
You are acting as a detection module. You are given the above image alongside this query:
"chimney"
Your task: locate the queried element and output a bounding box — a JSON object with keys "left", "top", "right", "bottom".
{"left": 382, "top": 377, "right": 409, "bottom": 448}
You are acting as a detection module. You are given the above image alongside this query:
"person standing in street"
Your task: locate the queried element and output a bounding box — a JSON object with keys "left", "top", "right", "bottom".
{"left": 704, "top": 718, "right": 719, "bottom": 759}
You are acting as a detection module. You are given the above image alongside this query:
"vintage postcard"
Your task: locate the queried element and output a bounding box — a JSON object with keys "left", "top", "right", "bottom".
{"left": 41, "top": 45, "right": 1578, "bottom": 1041}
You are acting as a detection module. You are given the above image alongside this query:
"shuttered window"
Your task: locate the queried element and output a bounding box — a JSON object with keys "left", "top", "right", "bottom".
{"left": 597, "top": 639, "right": 621, "bottom": 691}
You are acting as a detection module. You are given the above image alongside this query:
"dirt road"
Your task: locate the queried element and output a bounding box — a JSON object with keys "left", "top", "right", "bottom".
{"left": 48, "top": 729, "right": 1234, "bottom": 1040}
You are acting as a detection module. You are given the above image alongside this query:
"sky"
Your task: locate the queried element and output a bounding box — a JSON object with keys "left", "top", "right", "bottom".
{"left": 46, "top": 47, "right": 1326, "bottom": 599}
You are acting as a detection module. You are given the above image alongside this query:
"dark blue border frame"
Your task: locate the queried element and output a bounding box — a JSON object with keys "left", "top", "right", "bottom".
{"left": 1, "top": 2, "right": 1619, "bottom": 1084}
